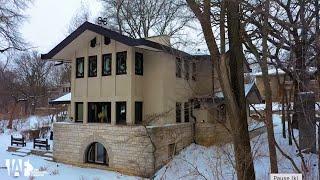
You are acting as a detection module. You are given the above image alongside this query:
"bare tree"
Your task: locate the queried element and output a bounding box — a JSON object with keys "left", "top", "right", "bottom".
{"left": 186, "top": 0, "right": 255, "bottom": 179}
{"left": 0, "top": 0, "right": 32, "bottom": 53}
{"left": 100, "top": 0, "right": 192, "bottom": 38}
{"left": 14, "top": 51, "right": 53, "bottom": 115}
{"left": 67, "top": 1, "right": 91, "bottom": 34}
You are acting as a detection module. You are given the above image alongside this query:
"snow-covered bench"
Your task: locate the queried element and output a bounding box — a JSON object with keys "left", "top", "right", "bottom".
{"left": 33, "top": 138, "right": 50, "bottom": 150}
{"left": 11, "top": 135, "right": 26, "bottom": 147}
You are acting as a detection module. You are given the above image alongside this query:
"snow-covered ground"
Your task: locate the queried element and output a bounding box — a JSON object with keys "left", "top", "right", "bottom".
{"left": 154, "top": 114, "right": 318, "bottom": 179}
{"left": 0, "top": 116, "right": 142, "bottom": 180}
{"left": 1, "top": 114, "right": 318, "bottom": 179}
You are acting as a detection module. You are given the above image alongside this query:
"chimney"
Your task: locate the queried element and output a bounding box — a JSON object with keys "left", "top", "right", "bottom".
{"left": 146, "top": 35, "right": 171, "bottom": 46}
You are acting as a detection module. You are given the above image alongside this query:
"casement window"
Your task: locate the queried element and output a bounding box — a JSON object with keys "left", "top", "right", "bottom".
{"left": 75, "top": 102, "right": 83, "bottom": 122}
{"left": 88, "top": 55, "right": 97, "bottom": 77}
{"left": 135, "top": 102, "right": 143, "bottom": 124}
{"left": 135, "top": 52, "right": 143, "bottom": 75}
{"left": 116, "top": 51, "right": 127, "bottom": 75}
{"left": 88, "top": 102, "right": 111, "bottom": 123}
{"left": 192, "top": 62, "right": 196, "bottom": 81}
{"left": 184, "top": 102, "right": 190, "bottom": 122}
{"left": 86, "top": 142, "right": 108, "bottom": 165}
{"left": 176, "top": 58, "right": 182, "bottom": 78}
{"left": 76, "top": 57, "right": 84, "bottom": 78}
{"left": 102, "top": 54, "right": 112, "bottom": 76}
{"left": 184, "top": 61, "right": 189, "bottom": 80}
{"left": 176, "top": 102, "right": 181, "bottom": 123}
{"left": 116, "top": 102, "right": 126, "bottom": 124}
{"left": 104, "top": 36, "right": 111, "bottom": 45}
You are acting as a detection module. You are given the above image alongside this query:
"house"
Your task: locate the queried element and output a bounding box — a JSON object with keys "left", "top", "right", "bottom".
{"left": 252, "top": 68, "right": 319, "bottom": 102}
{"left": 41, "top": 21, "right": 262, "bottom": 177}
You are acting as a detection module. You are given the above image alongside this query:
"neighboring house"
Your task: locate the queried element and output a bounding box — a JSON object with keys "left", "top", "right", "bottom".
{"left": 41, "top": 22, "right": 261, "bottom": 177}
{"left": 252, "top": 68, "right": 319, "bottom": 102}
{"left": 49, "top": 92, "right": 71, "bottom": 121}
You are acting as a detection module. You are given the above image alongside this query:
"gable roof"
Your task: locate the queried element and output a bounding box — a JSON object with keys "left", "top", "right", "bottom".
{"left": 214, "top": 82, "right": 262, "bottom": 103}
{"left": 49, "top": 93, "right": 71, "bottom": 105}
{"left": 41, "top": 21, "right": 190, "bottom": 60}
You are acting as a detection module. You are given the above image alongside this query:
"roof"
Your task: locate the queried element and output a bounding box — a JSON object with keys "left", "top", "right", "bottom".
{"left": 214, "top": 82, "right": 262, "bottom": 103}
{"left": 41, "top": 21, "right": 191, "bottom": 60}
{"left": 49, "top": 93, "right": 71, "bottom": 105}
{"left": 250, "top": 69, "right": 286, "bottom": 76}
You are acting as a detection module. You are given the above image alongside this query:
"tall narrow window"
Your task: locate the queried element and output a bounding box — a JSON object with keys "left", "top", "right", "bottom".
{"left": 176, "top": 102, "right": 181, "bottom": 123}
{"left": 176, "top": 58, "right": 182, "bottom": 78}
{"left": 102, "top": 54, "right": 112, "bottom": 76}
{"left": 75, "top": 102, "right": 83, "bottom": 122}
{"left": 192, "top": 62, "right": 196, "bottom": 81}
{"left": 184, "top": 61, "right": 189, "bottom": 80}
{"left": 116, "top": 51, "right": 127, "bottom": 75}
{"left": 135, "top": 102, "right": 143, "bottom": 124}
{"left": 135, "top": 52, "right": 143, "bottom": 75}
{"left": 76, "top": 57, "right": 84, "bottom": 78}
{"left": 184, "top": 102, "right": 189, "bottom": 122}
{"left": 116, "top": 102, "right": 126, "bottom": 124}
{"left": 88, "top": 102, "right": 111, "bottom": 123}
{"left": 88, "top": 56, "right": 97, "bottom": 77}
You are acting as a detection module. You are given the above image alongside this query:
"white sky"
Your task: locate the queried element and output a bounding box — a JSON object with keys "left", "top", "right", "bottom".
{"left": 21, "top": 0, "right": 102, "bottom": 54}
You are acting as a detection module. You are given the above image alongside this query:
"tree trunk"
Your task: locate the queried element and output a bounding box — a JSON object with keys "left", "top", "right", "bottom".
{"left": 260, "top": 0, "right": 278, "bottom": 173}
{"left": 226, "top": 1, "right": 255, "bottom": 179}
{"left": 7, "top": 101, "right": 18, "bottom": 129}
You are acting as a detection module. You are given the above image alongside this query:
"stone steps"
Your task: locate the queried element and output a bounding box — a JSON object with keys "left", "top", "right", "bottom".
{"left": 42, "top": 157, "right": 53, "bottom": 162}
{"left": 43, "top": 152, "right": 53, "bottom": 158}
{"left": 12, "top": 152, "right": 28, "bottom": 157}
{"left": 16, "top": 149, "right": 31, "bottom": 154}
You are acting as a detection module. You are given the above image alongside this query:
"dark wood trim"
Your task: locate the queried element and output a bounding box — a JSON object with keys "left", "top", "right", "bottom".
{"left": 41, "top": 22, "right": 191, "bottom": 60}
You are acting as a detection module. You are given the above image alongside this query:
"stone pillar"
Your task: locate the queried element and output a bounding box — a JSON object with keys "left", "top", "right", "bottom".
{"left": 83, "top": 101, "right": 88, "bottom": 124}
{"left": 297, "top": 92, "right": 316, "bottom": 153}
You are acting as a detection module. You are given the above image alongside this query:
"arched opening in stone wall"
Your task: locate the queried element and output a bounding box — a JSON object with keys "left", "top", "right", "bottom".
{"left": 85, "top": 142, "right": 109, "bottom": 165}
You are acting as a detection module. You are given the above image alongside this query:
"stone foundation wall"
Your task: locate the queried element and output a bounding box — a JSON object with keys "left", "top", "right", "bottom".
{"left": 147, "top": 123, "right": 194, "bottom": 170}
{"left": 195, "top": 122, "right": 231, "bottom": 146}
{"left": 53, "top": 122, "right": 193, "bottom": 177}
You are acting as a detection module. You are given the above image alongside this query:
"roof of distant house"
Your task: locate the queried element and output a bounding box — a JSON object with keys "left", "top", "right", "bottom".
{"left": 250, "top": 69, "right": 286, "bottom": 76}
{"left": 49, "top": 93, "right": 71, "bottom": 105}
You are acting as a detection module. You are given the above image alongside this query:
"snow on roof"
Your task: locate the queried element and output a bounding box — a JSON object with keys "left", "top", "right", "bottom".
{"left": 215, "top": 82, "right": 256, "bottom": 98}
{"left": 50, "top": 93, "right": 71, "bottom": 104}
{"left": 250, "top": 68, "right": 285, "bottom": 76}
{"left": 245, "top": 82, "right": 254, "bottom": 97}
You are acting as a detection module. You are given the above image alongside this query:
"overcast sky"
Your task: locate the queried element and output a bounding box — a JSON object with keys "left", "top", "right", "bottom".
{"left": 21, "top": 0, "right": 102, "bottom": 54}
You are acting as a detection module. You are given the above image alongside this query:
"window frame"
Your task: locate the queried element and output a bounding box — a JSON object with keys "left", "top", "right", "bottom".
{"left": 135, "top": 102, "right": 143, "bottom": 124}
{"left": 176, "top": 102, "right": 181, "bottom": 123}
{"left": 116, "top": 101, "right": 127, "bottom": 124}
{"left": 76, "top": 57, "right": 84, "bottom": 78}
{"left": 86, "top": 142, "right": 108, "bottom": 165}
{"left": 184, "top": 60, "right": 189, "bottom": 80}
{"left": 135, "top": 52, "right": 143, "bottom": 75}
{"left": 184, "top": 102, "right": 190, "bottom": 122}
{"left": 192, "top": 62, "right": 196, "bottom": 81}
{"left": 102, "top": 54, "right": 112, "bottom": 76}
{"left": 176, "top": 58, "right": 182, "bottom": 78}
{"left": 87, "top": 102, "right": 111, "bottom": 123}
{"left": 88, "top": 55, "right": 97, "bottom": 77}
{"left": 75, "top": 102, "right": 84, "bottom": 123}
{"left": 116, "top": 51, "right": 127, "bottom": 75}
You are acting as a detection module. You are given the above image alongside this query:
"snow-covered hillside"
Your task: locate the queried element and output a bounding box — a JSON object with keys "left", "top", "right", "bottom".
{"left": 154, "top": 115, "right": 318, "bottom": 179}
